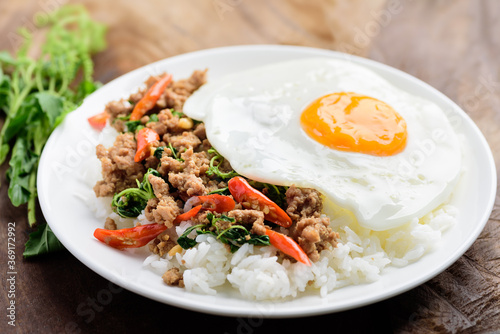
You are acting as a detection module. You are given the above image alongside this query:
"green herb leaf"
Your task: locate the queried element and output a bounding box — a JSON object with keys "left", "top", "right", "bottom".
{"left": 154, "top": 146, "right": 165, "bottom": 160}
{"left": 0, "top": 51, "right": 16, "bottom": 66}
{"left": 168, "top": 142, "right": 184, "bottom": 162}
{"left": 207, "top": 187, "right": 230, "bottom": 196}
{"left": 6, "top": 137, "right": 38, "bottom": 206}
{"left": 0, "top": 144, "right": 9, "bottom": 164}
{"left": 115, "top": 114, "right": 131, "bottom": 121}
{"left": 2, "top": 95, "right": 37, "bottom": 144}
{"left": 0, "top": 4, "right": 107, "bottom": 257}
{"left": 75, "top": 79, "right": 99, "bottom": 102}
{"left": 35, "top": 92, "right": 64, "bottom": 128}
{"left": 111, "top": 168, "right": 160, "bottom": 218}
{"left": 124, "top": 120, "right": 143, "bottom": 133}
{"left": 171, "top": 110, "right": 184, "bottom": 118}
{"left": 0, "top": 67, "right": 11, "bottom": 112}
{"left": 177, "top": 213, "right": 270, "bottom": 252}
{"left": 216, "top": 223, "right": 270, "bottom": 252}
{"left": 23, "top": 223, "right": 64, "bottom": 258}
{"left": 0, "top": 4, "right": 107, "bottom": 231}
{"left": 148, "top": 114, "right": 159, "bottom": 123}
{"left": 206, "top": 147, "right": 239, "bottom": 180}
{"left": 177, "top": 224, "right": 206, "bottom": 249}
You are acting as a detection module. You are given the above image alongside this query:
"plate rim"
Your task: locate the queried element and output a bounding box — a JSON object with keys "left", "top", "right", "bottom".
{"left": 37, "top": 44, "right": 497, "bottom": 318}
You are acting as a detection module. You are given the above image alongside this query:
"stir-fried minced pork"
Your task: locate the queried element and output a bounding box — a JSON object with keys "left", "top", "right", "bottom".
{"left": 146, "top": 108, "right": 183, "bottom": 136}
{"left": 106, "top": 69, "right": 207, "bottom": 133}
{"left": 166, "top": 132, "right": 202, "bottom": 152}
{"left": 93, "top": 70, "right": 338, "bottom": 288}
{"left": 182, "top": 149, "right": 210, "bottom": 176}
{"left": 227, "top": 209, "right": 265, "bottom": 227}
{"left": 145, "top": 196, "right": 181, "bottom": 228}
{"left": 291, "top": 216, "right": 339, "bottom": 262}
{"left": 168, "top": 172, "right": 207, "bottom": 198}
{"left": 104, "top": 217, "right": 117, "bottom": 230}
{"left": 157, "top": 153, "right": 183, "bottom": 175}
{"left": 285, "top": 185, "right": 324, "bottom": 221}
{"left": 148, "top": 174, "right": 169, "bottom": 198}
{"left": 162, "top": 267, "right": 184, "bottom": 287}
{"left": 149, "top": 232, "right": 176, "bottom": 257}
{"left": 94, "top": 133, "right": 145, "bottom": 197}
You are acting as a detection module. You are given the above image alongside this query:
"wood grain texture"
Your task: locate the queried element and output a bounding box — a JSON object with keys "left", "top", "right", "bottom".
{"left": 368, "top": 1, "right": 500, "bottom": 332}
{"left": 0, "top": 0, "right": 499, "bottom": 333}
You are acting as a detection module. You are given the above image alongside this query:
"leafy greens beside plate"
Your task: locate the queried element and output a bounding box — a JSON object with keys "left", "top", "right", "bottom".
{"left": 0, "top": 5, "right": 107, "bottom": 257}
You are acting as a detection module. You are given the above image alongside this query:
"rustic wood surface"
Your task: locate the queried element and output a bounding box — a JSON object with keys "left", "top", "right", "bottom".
{"left": 1, "top": 0, "right": 499, "bottom": 333}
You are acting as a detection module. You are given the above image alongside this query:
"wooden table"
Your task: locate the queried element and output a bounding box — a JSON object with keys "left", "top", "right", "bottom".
{"left": 1, "top": 0, "right": 499, "bottom": 333}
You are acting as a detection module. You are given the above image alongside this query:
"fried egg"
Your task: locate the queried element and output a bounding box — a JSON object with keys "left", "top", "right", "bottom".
{"left": 183, "top": 57, "right": 462, "bottom": 231}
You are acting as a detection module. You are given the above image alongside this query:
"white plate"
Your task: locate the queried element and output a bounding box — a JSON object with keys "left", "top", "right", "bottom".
{"left": 38, "top": 45, "right": 497, "bottom": 318}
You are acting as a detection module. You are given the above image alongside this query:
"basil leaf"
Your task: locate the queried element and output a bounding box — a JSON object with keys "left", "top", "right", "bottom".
{"left": 207, "top": 187, "right": 230, "bottom": 196}
{"left": 0, "top": 143, "right": 9, "bottom": 165}
{"left": 35, "top": 92, "right": 64, "bottom": 128}
{"left": 148, "top": 114, "right": 159, "bottom": 123}
{"left": 171, "top": 110, "right": 184, "bottom": 118}
{"left": 125, "top": 120, "right": 142, "bottom": 133}
{"left": 177, "top": 224, "right": 206, "bottom": 249}
{"left": 154, "top": 146, "right": 165, "bottom": 160}
{"left": 206, "top": 147, "right": 239, "bottom": 179}
{"left": 2, "top": 95, "right": 37, "bottom": 143}
{"left": 23, "top": 223, "right": 64, "bottom": 258}
{"left": 111, "top": 168, "right": 159, "bottom": 218}
{"left": 6, "top": 137, "right": 38, "bottom": 206}
{"left": 178, "top": 214, "right": 271, "bottom": 253}
{"left": 0, "top": 67, "right": 11, "bottom": 112}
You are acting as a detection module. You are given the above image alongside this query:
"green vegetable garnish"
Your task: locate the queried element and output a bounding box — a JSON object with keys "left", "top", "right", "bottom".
{"left": 168, "top": 142, "right": 182, "bottom": 161}
{"left": 177, "top": 212, "right": 270, "bottom": 252}
{"left": 148, "top": 114, "right": 159, "bottom": 123}
{"left": 153, "top": 143, "right": 184, "bottom": 162}
{"left": 177, "top": 224, "right": 204, "bottom": 249}
{"left": 124, "top": 119, "right": 143, "bottom": 133}
{"left": 154, "top": 146, "right": 166, "bottom": 160}
{"left": 122, "top": 113, "right": 159, "bottom": 133}
{"left": 171, "top": 110, "right": 184, "bottom": 118}
{"left": 0, "top": 5, "right": 107, "bottom": 229}
{"left": 23, "top": 223, "right": 64, "bottom": 258}
{"left": 111, "top": 169, "right": 160, "bottom": 218}
{"left": 206, "top": 147, "right": 239, "bottom": 180}
{"left": 0, "top": 5, "right": 107, "bottom": 257}
{"left": 207, "top": 187, "right": 231, "bottom": 196}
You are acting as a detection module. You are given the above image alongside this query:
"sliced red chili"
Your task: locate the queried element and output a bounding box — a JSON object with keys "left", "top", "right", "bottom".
{"left": 88, "top": 111, "right": 109, "bottom": 131}
{"left": 173, "top": 205, "right": 202, "bottom": 225}
{"left": 134, "top": 127, "right": 159, "bottom": 162}
{"left": 228, "top": 176, "right": 292, "bottom": 228}
{"left": 94, "top": 224, "right": 167, "bottom": 250}
{"left": 184, "top": 194, "right": 235, "bottom": 213}
{"left": 265, "top": 229, "right": 311, "bottom": 266}
{"left": 129, "top": 74, "right": 173, "bottom": 121}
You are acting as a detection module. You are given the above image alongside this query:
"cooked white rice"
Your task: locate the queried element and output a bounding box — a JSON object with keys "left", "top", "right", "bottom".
{"left": 82, "top": 126, "right": 458, "bottom": 301}
{"left": 141, "top": 205, "right": 456, "bottom": 300}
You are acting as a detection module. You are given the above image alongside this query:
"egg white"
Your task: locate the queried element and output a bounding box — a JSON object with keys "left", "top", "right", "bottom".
{"left": 183, "top": 57, "right": 462, "bottom": 231}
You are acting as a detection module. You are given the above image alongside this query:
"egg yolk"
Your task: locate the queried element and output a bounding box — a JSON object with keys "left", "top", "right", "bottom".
{"left": 300, "top": 92, "right": 407, "bottom": 156}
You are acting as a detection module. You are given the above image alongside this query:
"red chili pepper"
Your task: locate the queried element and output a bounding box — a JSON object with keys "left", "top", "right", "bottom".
{"left": 228, "top": 177, "right": 292, "bottom": 228}
{"left": 184, "top": 194, "right": 235, "bottom": 213}
{"left": 134, "top": 127, "right": 159, "bottom": 162}
{"left": 87, "top": 111, "right": 109, "bottom": 131}
{"left": 265, "top": 229, "right": 311, "bottom": 266}
{"left": 94, "top": 224, "right": 167, "bottom": 250}
{"left": 129, "top": 74, "right": 173, "bottom": 121}
{"left": 173, "top": 205, "right": 202, "bottom": 225}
